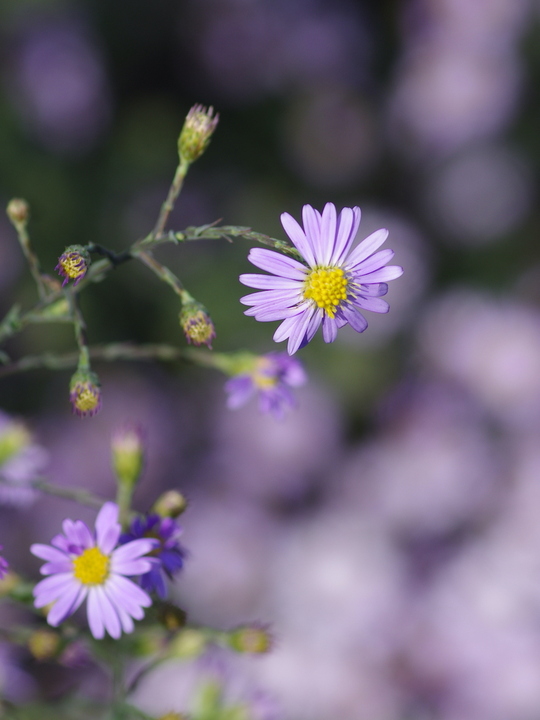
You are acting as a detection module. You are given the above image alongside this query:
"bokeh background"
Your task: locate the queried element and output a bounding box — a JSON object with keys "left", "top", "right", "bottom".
{"left": 2, "top": 0, "right": 540, "bottom": 718}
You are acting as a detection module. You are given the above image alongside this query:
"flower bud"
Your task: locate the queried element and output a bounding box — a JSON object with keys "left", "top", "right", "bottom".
{"left": 180, "top": 301, "right": 216, "bottom": 348}
{"left": 56, "top": 244, "right": 90, "bottom": 287}
{"left": 227, "top": 624, "right": 273, "bottom": 654}
{"left": 153, "top": 490, "right": 188, "bottom": 518}
{"left": 157, "top": 713, "right": 189, "bottom": 720}
{"left": 111, "top": 424, "right": 144, "bottom": 487}
{"left": 28, "top": 629, "right": 60, "bottom": 661}
{"left": 168, "top": 628, "right": 206, "bottom": 658}
{"left": 6, "top": 198, "right": 29, "bottom": 226}
{"left": 69, "top": 369, "right": 102, "bottom": 417}
{"left": 178, "top": 104, "right": 219, "bottom": 164}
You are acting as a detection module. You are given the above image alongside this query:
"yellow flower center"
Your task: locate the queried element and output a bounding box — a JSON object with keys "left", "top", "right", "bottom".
{"left": 183, "top": 313, "right": 214, "bottom": 346}
{"left": 74, "top": 384, "right": 100, "bottom": 413}
{"left": 303, "top": 267, "right": 348, "bottom": 318}
{"left": 252, "top": 358, "right": 278, "bottom": 390}
{"left": 72, "top": 547, "right": 110, "bottom": 585}
{"left": 59, "top": 254, "right": 86, "bottom": 280}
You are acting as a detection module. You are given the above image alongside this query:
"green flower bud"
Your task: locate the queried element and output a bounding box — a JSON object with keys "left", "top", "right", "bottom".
{"left": 178, "top": 105, "right": 219, "bottom": 164}
{"left": 6, "top": 198, "right": 29, "bottom": 226}
{"left": 111, "top": 424, "right": 145, "bottom": 487}
{"left": 227, "top": 624, "right": 273, "bottom": 654}
{"left": 153, "top": 490, "right": 188, "bottom": 518}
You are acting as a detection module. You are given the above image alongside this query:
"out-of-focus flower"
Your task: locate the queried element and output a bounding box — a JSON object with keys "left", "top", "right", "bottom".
{"left": 0, "top": 548, "right": 8, "bottom": 580}
{"left": 0, "top": 412, "right": 48, "bottom": 506}
{"left": 27, "top": 629, "right": 60, "bottom": 661}
{"left": 178, "top": 104, "right": 219, "bottom": 164}
{"left": 120, "top": 514, "right": 185, "bottom": 599}
{"left": 55, "top": 244, "right": 90, "bottom": 287}
{"left": 111, "top": 423, "right": 145, "bottom": 488}
{"left": 31, "top": 502, "right": 157, "bottom": 639}
{"left": 228, "top": 625, "right": 273, "bottom": 654}
{"left": 240, "top": 203, "right": 403, "bottom": 354}
{"left": 224, "top": 353, "right": 307, "bottom": 420}
{"left": 179, "top": 300, "right": 216, "bottom": 348}
{"left": 69, "top": 369, "right": 101, "bottom": 417}
{"left": 153, "top": 490, "right": 188, "bottom": 519}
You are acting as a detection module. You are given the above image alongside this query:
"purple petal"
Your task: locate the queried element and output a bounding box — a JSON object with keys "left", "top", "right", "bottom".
{"left": 95, "top": 502, "right": 121, "bottom": 555}
{"left": 273, "top": 314, "right": 304, "bottom": 343}
{"left": 240, "top": 289, "right": 301, "bottom": 307}
{"left": 87, "top": 589, "right": 105, "bottom": 639}
{"left": 319, "top": 202, "right": 337, "bottom": 266}
{"left": 330, "top": 206, "right": 355, "bottom": 266}
{"left": 31, "top": 544, "right": 68, "bottom": 563}
{"left": 47, "top": 584, "right": 87, "bottom": 626}
{"left": 352, "top": 248, "right": 395, "bottom": 276}
{"left": 247, "top": 248, "right": 307, "bottom": 279}
{"left": 322, "top": 315, "right": 338, "bottom": 343}
{"left": 304, "top": 307, "right": 324, "bottom": 344}
{"left": 346, "top": 228, "right": 389, "bottom": 267}
{"left": 34, "top": 573, "right": 76, "bottom": 606}
{"left": 352, "top": 295, "right": 390, "bottom": 313}
{"left": 106, "top": 574, "right": 152, "bottom": 614}
{"left": 341, "top": 304, "right": 369, "bottom": 333}
{"left": 225, "top": 376, "right": 254, "bottom": 409}
{"left": 357, "top": 265, "right": 403, "bottom": 283}
{"left": 113, "top": 557, "right": 154, "bottom": 576}
{"left": 41, "top": 560, "right": 73, "bottom": 575}
{"left": 112, "top": 538, "right": 157, "bottom": 564}
{"left": 300, "top": 205, "right": 321, "bottom": 266}
{"left": 362, "top": 282, "right": 388, "bottom": 297}
{"left": 239, "top": 274, "right": 302, "bottom": 290}
{"left": 244, "top": 305, "right": 301, "bottom": 321}
{"left": 287, "top": 306, "right": 317, "bottom": 355}
{"left": 94, "top": 586, "right": 121, "bottom": 639}
{"left": 281, "top": 211, "right": 317, "bottom": 266}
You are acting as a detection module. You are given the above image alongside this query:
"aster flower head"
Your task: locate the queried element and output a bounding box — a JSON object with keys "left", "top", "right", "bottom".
{"left": 180, "top": 300, "right": 216, "bottom": 348}
{"left": 120, "top": 514, "right": 186, "bottom": 599}
{"left": 69, "top": 369, "right": 102, "bottom": 417}
{"left": 178, "top": 104, "right": 219, "bottom": 164}
{"left": 55, "top": 244, "right": 90, "bottom": 287}
{"left": 240, "top": 203, "right": 404, "bottom": 354}
{"left": 224, "top": 352, "right": 307, "bottom": 420}
{"left": 31, "top": 502, "right": 158, "bottom": 640}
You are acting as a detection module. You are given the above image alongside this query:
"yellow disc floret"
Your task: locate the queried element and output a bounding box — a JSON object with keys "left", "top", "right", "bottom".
{"left": 303, "top": 267, "right": 348, "bottom": 318}
{"left": 72, "top": 383, "right": 100, "bottom": 414}
{"left": 72, "top": 547, "right": 110, "bottom": 585}
{"left": 252, "top": 357, "right": 278, "bottom": 390}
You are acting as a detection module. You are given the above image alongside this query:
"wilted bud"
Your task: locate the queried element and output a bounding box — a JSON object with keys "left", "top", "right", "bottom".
{"left": 112, "top": 424, "right": 144, "bottom": 487}
{"left": 158, "top": 602, "right": 187, "bottom": 631}
{"left": 153, "top": 490, "right": 188, "bottom": 518}
{"left": 56, "top": 244, "right": 90, "bottom": 287}
{"left": 180, "top": 301, "right": 216, "bottom": 348}
{"left": 178, "top": 104, "right": 219, "bottom": 164}
{"left": 28, "top": 629, "right": 60, "bottom": 661}
{"left": 6, "top": 198, "right": 29, "bottom": 226}
{"left": 69, "top": 369, "right": 102, "bottom": 417}
{"left": 227, "top": 624, "right": 273, "bottom": 654}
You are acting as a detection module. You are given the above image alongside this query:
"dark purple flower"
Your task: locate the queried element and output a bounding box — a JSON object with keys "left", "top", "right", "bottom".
{"left": 224, "top": 352, "right": 307, "bottom": 420}
{"left": 120, "top": 514, "right": 185, "bottom": 599}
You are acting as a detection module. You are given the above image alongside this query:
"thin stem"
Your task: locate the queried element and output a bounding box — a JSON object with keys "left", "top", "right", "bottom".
{"left": 152, "top": 159, "right": 190, "bottom": 237}
{"left": 32, "top": 479, "right": 106, "bottom": 508}
{"left": 133, "top": 250, "right": 193, "bottom": 304}
{"left": 13, "top": 221, "right": 48, "bottom": 302}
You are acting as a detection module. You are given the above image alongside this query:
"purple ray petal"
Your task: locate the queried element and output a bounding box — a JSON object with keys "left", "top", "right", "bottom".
{"left": 281, "top": 211, "right": 317, "bottom": 266}
{"left": 346, "top": 228, "right": 389, "bottom": 267}
{"left": 247, "top": 248, "right": 307, "bottom": 279}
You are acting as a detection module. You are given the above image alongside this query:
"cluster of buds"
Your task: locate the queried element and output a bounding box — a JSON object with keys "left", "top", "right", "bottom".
{"left": 56, "top": 244, "right": 90, "bottom": 287}
{"left": 180, "top": 300, "right": 216, "bottom": 348}
{"left": 178, "top": 105, "right": 219, "bottom": 164}
{"left": 69, "top": 369, "right": 102, "bottom": 417}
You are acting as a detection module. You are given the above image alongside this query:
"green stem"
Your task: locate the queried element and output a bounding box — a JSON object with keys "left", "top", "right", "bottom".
{"left": 32, "top": 479, "right": 106, "bottom": 508}
{"left": 152, "top": 159, "right": 190, "bottom": 237}
{"left": 133, "top": 250, "right": 194, "bottom": 305}
{"left": 13, "top": 221, "right": 48, "bottom": 301}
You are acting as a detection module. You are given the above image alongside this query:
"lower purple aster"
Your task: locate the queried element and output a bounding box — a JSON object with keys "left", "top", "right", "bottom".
{"left": 0, "top": 547, "right": 8, "bottom": 579}
{"left": 225, "top": 352, "right": 307, "bottom": 420}
{"left": 120, "top": 514, "right": 186, "bottom": 599}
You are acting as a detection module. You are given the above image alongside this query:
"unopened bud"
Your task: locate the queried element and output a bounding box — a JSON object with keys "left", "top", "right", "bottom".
{"left": 180, "top": 301, "right": 216, "bottom": 348}
{"left": 153, "top": 490, "right": 188, "bottom": 518}
{"left": 112, "top": 424, "right": 144, "bottom": 487}
{"left": 228, "top": 624, "right": 273, "bottom": 654}
{"left": 56, "top": 245, "right": 90, "bottom": 287}
{"left": 6, "top": 198, "right": 29, "bottom": 226}
{"left": 28, "top": 629, "right": 60, "bottom": 661}
{"left": 168, "top": 628, "right": 206, "bottom": 658}
{"left": 178, "top": 105, "right": 219, "bottom": 164}
{"left": 69, "top": 369, "right": 102, "bottom": 417}
{"left": 157, "top": 713, "right": 189, "bottom": 720}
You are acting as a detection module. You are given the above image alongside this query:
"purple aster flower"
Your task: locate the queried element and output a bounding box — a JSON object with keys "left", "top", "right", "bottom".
{"left": 0, "top": 547, "right": 8, "bottom": 580}
{"left": 31, "top": 502, "right": 158, "bottom": 640}
{"left": 224, "top": 352, "right": 307, "bottom": 420}
{"left": 120, "top": 514, "right": 185, "bottom": 599}
{"left": 0, "top": 412, "right": 48, "bottom": 507}
{"left": 240, "top": 203, "right": 403, "bottom": 354}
